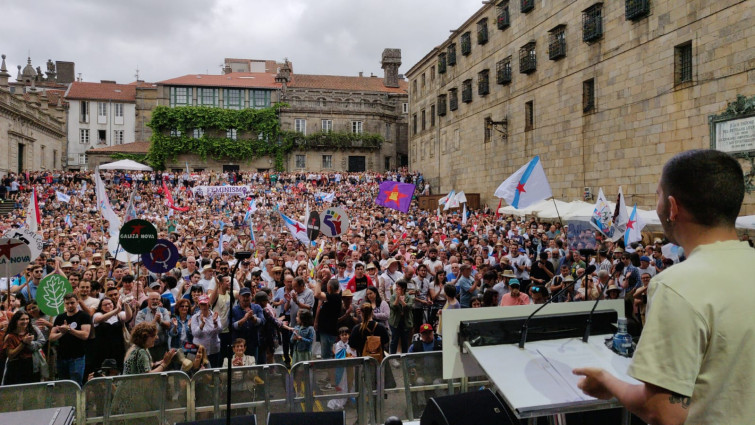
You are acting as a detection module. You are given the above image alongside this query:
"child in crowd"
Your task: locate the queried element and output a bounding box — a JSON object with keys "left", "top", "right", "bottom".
{"left": 328, "top": 327, "right": 358, "bottom": 410}
{"left": 290, "top": 310, "right": 315, "bottom": 365}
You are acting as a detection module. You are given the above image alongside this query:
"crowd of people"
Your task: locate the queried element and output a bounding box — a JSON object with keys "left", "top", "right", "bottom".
{"left": 0, "top": 167, "right": 751, "bottom": 391}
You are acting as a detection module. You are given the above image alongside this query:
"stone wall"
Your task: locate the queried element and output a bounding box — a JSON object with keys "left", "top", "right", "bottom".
{"left": 407, "top": 0, "right": 755, "bottom": 214}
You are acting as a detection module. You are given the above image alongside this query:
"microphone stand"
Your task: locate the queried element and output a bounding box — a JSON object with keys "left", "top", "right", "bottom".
{"left": 226, "top": 251, "right": 251, "bottom": 425}
{"left": 583, "top": 268, "right": 621, "bottom": 343}
{"left": 519, "top": 265, "right": 596, "bottom": 349}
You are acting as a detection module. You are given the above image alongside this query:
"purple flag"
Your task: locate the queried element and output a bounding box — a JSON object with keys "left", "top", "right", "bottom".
{"left": 375, "top": 181, "right": 415, "bottom": 213}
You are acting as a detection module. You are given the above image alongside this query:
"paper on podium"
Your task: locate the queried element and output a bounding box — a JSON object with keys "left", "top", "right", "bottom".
{"left": 466, "top": 335, "right": 640, "bottom": 416}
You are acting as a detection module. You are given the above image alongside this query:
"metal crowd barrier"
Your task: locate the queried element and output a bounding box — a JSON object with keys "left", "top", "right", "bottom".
{"left": 0, "top": 354, "right": 490, "bottom": 425}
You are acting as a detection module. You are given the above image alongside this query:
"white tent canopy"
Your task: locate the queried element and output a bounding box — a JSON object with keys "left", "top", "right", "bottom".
{"left": 736, "top": 215, "right": 755, "bottom": 230}
{"left": 498, "top": 198, "right": 661, "bottom": 225}
{"left": 98, "top": 159, "right": 153, "bottom": 171}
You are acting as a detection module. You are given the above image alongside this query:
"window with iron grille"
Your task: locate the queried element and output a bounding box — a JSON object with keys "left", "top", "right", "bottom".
{"left": 295, "top": 155, "right": 306, "bottom": 169}
{"left": 583, "top": 79, "right": 595, "bottom": 113}
{"left": 461, "top": 32, "right": 472, "bottom": 56}
{"left": 477, "top": 18, "right": 489, "bottom": 45}
{"left": 497, "top": 57, "right": 512, "bottom": 85}
{"left": 478, "top": 70, "right": 490, "bottom": 96}
{"left": 462, "top": 79, "right": 473, "bottom": 103}
{"left": 525, "top": 101, "right": 534, "bottom": 131}
{"left": 519, "top": 42, "right": 537, "bottom": 73}
{"left": 438, "top": 95, "right": 447, "bottom": 116}
{"left": 438, "top": 53, "right": 447, "bottom": 74}
{"left": 322, "top": 155, "right": 332, "bottom": 169}
{"left": 549, "top": 26, "right": 567, "bottom": 60}
{"left": 675, "top": 41, "right": 693, "bottom": 85}
{"left": 449, "top": 89, "right": 459, "bottom": 111}
{"left": 583, "top": 4, "right": 603, "bottom": 42}
{"left": 626, "top": 0, "right": 650, "bottom": 21}
{"left": 447, "top": 44, "right": 457, "bottom": 66}
{"left": 497, "top": 1, "right": 510, "bottom": 29}
{"left": 521, "top": 0, "right": 534, "bottom": 13}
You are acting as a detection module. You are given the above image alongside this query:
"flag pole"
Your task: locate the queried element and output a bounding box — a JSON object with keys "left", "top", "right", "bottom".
{"left": 552, "top": 198, "right": 565, "bottom": 229}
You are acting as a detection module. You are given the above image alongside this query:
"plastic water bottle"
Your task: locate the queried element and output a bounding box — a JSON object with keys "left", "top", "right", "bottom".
{"left": 612, "top": 317, "right": 633, "bottom": 356}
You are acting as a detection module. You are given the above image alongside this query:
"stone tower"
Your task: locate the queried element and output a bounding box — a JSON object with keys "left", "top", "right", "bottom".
{"left": 381, "top": 49, "right": 401, "bottom": 88}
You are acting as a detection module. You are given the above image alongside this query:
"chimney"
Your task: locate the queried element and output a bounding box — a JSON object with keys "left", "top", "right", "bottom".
{"left": 359, "top": 71, "right": 363, "bottom": 77}
{"left": 381, "top": 48, "right": 401, "bottom": 88}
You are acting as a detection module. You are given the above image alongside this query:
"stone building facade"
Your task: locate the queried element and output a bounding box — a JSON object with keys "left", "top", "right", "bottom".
{"left": 407, "top": 0, "right": 755, "bottom": 214}
{"left": 65, "top": 81, "right": 138, "bottom": 169}
{"left": 0, "top": 55, "right": 66, "bottom": 175}
{"left": 279, "top": 49, "right": 409, "bottom": 172}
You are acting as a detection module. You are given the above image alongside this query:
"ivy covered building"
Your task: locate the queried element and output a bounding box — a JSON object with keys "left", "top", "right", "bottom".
{"left": 148, "top": 50, "right": 409, "bottom": 173}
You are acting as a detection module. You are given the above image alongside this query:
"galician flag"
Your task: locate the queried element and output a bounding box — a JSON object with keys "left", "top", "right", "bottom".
{"left": 279, "top": 212, "right": 311, "bottom": 246}
{"left": 25, "top": 186, "right": 41, "bottom": 232}
{"left": 55, "top": 191, "right": 71, "bottom": 203}
{"left": 95, "top": 168, "right": 121, "bottom": 237}
{"left": 624, "top": 204, "right": 646, "bottom": 245}
{"left": 438, "top": 190, "right": 455, "bottom": 209}
{"left": 494, "top": 156, "right": 552, "bottom": 209}
{"left": 243, "top": 199, "right": 257, "bottom": 223}
{"left": 609, "top": 186, "right": 630, "bottom": 242}
{"left": 124, "top": 189, "right": 137, "bottom": 222}
{"left": 461, "top": 203, "right": 468, "bottom": 225}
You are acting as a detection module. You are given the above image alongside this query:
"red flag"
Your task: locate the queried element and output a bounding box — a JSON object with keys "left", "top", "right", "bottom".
{"left": 163, "top": 181, "right": 190, "bottom": 212}
{"left": 495, "top": 198, "right": 502, "bottom": 220}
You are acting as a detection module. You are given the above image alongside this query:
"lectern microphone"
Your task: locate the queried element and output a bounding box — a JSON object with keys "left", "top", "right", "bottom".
{"left": 519, "top": 264, "right": 596, "bottom": 349}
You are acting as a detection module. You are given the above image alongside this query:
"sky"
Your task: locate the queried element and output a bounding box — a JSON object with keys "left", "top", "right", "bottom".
{"left": 3, "top": 0, "right": 482, "bottom": 84}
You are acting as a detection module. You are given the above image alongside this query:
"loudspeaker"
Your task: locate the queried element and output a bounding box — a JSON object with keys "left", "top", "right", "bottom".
{"left": 420, "top": 389, "right": 518, "bottom": 425}
{"left": 267, "top": 411, "right": 345, "bottom": 425}
{"left": 175, "top": 415, "right": 256, "bottom": 425}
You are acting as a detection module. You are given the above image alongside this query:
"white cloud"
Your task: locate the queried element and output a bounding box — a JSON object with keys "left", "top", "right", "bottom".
{"left": 2, "top": 0, "right": 480, "bottom": 83}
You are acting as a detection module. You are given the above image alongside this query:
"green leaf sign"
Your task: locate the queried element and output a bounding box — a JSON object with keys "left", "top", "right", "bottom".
{"left": 36, "top": 273, "right": 73, "bottom": 316}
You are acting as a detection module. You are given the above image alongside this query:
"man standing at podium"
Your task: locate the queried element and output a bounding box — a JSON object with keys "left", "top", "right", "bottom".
{"left": 574, "top": 150, "right": 755, "bottom": 424}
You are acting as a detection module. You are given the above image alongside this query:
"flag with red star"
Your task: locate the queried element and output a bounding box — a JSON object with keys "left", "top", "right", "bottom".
{"left": 279, "top": 212, "right": 311, "bottom": 246}
{"left": 494, "top": 156, "right": 552, "bottom": 209}
{"left": 624, "top": 204, "right": 646, "bottom": 245}
{"left": 375, "top": 181, "right": 415, "bottom": 213}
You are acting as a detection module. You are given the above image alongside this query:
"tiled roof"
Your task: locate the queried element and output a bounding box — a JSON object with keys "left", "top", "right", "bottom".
{"left": 21, "top": 89, "right": 66, "bottom": 107}
{"left": 289, "top": 74, "right": 407, "bottom": 94}
{"left": 158, "top": 72, "right": 281, "bottom": 89}
{"left": 87, "top": 141, "right": 150, "bottom": 154}
{"left": 65, "top": 82, "right": 136, "bottom": 102}
{"left": 128, "top": 81, "right": 158, "bottom": 88}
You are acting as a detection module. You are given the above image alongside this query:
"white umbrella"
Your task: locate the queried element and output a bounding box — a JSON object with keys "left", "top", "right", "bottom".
{"left": 98, "top": 159, "right": 153, "bottom": 171}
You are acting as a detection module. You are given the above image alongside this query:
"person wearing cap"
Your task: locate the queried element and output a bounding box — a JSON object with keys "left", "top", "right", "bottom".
{"left": 407, "top": 323, "right": 443, "bottom": 413}
{"left": 231, "top": 287, "right": 265, "bottom": 364}
{"left": 456, "top": 264, "right": 480, "bottom": 308}
{"left": 379, "top": 258, "right": 403, "bottom": 304}
{"left": 190, "top": 295, "right": 222, "bottom": 367}
{"left": 198, "top": 265, "right": 217, "bottom": 293}
{"left": 574, "top": 150, "right": 755, "bottom": 424}
{"left": 637, "top": 255, "right": 657, "bottom": 278}
{"left": 492, "top": 269, "right": 515, "bottom": 297}
{"left": 499, "top": 279, "right": 531, "bottom": 306}
{"left": 509, "top": 246, "right": 532, "bottom": 290}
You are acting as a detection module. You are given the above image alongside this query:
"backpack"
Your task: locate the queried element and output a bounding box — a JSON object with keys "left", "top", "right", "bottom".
{"left": 362, "top": 323, "right": 384, "bottom": 363}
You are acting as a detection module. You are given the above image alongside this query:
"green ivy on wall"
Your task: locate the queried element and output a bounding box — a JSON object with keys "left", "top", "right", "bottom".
{"left": 145, "top": 105, "right": 384, "bottom": 171}
{"left": 110, "top": 153, "right": 149, "bottom": 163}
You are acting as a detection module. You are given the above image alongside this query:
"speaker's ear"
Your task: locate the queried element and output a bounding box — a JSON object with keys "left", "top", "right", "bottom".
{"left": 267, "top": 411, "right": 345, "bottom": 425}
{"left": 420, "top": 389, "right": 517, "bottom": 425}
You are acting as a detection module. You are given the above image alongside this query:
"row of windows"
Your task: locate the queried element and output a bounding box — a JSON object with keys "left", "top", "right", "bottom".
{"left": 433, "top": 38, "right": 691, "bottom": 118}
{"left": 427, "top": 0, "right": 653, "bottom": 97}
{"left": 79, "top": 101, "right": 125, "bottom": 123}
{"left": 168, "top": 128, "right": 266, "bottom": 141}
{"left": 79, "top": 129, "right": 125, "bottom": 144}
{"left": 293, "top": 119, "right": 365, "bottom": 136}
{"left": 169, "top": 87, "right": 272, "bottom": 109}
{"left": 295, "top": 154, "right": 334, "bottom": 169}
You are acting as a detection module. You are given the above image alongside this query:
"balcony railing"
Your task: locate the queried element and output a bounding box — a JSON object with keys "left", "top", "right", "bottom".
{"left": 521, "top": 0, "right": 534, "bottom": 13}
